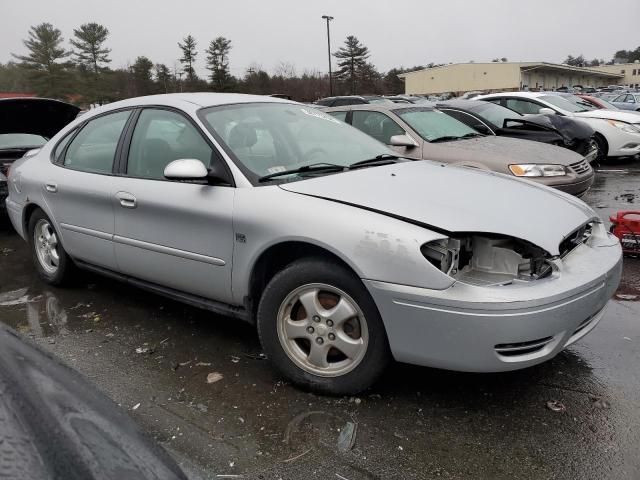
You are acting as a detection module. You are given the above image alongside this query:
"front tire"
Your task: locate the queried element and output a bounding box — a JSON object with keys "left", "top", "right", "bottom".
{"left": 257, "top": 259, "right": 390, "bottom": 395}
{"left": 593, "top": 134, "right": 608, "bottom": 162}
{"left": 28, "top": 209, "right": 73, "bottom": 285}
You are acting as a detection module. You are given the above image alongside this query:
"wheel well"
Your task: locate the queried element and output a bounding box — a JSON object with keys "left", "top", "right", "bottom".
{"left": 22, "top": 203, "right": 42, "bottom": 236}
{"left": 247, "top": 241, "right": 357, "bottom": 323}
{"left": 593, "top": 132, "right": 608, "bottom": 156}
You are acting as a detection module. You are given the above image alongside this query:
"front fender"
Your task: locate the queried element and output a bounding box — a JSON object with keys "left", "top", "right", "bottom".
{"left": 230, "top": 187, "right": 455, "bottom": 304}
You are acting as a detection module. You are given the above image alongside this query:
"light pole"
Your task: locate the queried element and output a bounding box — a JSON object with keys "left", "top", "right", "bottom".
{"left": 321, "top": 15, "right": 334, "bottom": 96}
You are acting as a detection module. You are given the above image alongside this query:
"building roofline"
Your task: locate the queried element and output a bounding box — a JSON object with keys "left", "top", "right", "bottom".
{"left": 398, "top": 61, "right": 624, "bottom": 79}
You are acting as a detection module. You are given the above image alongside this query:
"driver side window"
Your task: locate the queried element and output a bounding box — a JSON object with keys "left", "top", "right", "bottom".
{"left": 504, "top": 99, "right": 543, "bottom": 115}
{"left": 127, "top": 109, "right": 213, "bottom": 180}
{"left": 351, "top": 111, "right": 405, "bottom": 144}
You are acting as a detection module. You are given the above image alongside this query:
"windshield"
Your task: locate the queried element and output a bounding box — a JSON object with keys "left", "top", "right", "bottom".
{"left": 199, "top": 103, "right": 393, "bottom": 183}
{"left": 0, "top": 133, "right": 47, "bottom": 149}
{"left": 539, "top": 95, "right": 592, "bottom": 113}
{"left": 395, "top": 108, "right": 479, "bottom": 141}
{"left": 557, "top": 94, "right": 597, "bottom": 111}
{"left": 467, "top": 102, "right": 522, "bottom": 127}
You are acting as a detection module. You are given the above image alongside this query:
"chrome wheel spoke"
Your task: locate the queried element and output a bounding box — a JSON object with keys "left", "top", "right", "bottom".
{"left": 284, "top": 316, "right": 310, "bottom": 340}
{"left": 334, "top": 332, "right": 364, "bottom": 359}
{"left": 327, "top": 297, "right": 357, "bottom": 327}
{"left": 49, "top": 248, "right": 59, "bottom": 266}
{"left": 298, "top": 289, "right": 321, "bottom": 319}
{"left": 307, "top": 342, "right": 329, "bottom": 368}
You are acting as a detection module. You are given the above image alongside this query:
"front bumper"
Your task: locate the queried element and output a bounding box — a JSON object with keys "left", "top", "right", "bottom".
{"left": 365, "top": 234, "right": 622, "bottom": 372}
{"left": 606, "top": 130, "right": 640, "bottom": 157}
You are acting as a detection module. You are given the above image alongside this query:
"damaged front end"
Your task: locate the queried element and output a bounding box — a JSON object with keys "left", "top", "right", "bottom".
{"left": 421, "top": 228, "right": 594, "bottom": 287}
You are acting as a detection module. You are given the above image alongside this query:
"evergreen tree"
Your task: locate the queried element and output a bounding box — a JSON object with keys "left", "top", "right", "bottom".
{"left": 205, "top": 37, "right": 232, "bottom": 91}
{"left": 155, "top": 63, "right": 172, "bottom": 93}
{"left": 12, "top": 23, "right": 71, "bottom": 97}
{"left": 70, "top": 23, "right": 111, "bottom": 74}
{"left": 178, "top": 35, "right": 197, "bottom": 82}
{"left": 130, "top": 56, "right": 154, "bottom": 96}
{"left": 333, "top": 36, "right": 370, "bottom": 94}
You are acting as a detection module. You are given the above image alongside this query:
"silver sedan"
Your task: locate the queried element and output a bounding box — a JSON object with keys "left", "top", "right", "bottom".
{"left": 5, "top": 94, "right": 622, "bottom": 394}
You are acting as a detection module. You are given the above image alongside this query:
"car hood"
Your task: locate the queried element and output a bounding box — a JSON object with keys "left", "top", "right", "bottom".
{"left": 279, "top": 161, "right": 596, "bottom": 255}
{"left": 0, "top": 98, "right": 80, "bottom": 138}
{"left": 574, "top": 109, "right": 640, "bottom": 123}
{"left": 422, "top": 135, "right": 583, "bottom": 167}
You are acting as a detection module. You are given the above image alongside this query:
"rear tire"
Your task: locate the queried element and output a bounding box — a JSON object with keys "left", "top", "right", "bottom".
{"left": 257, "top": 258, "right": 391, "bottom": 395}
{"left": 28, "top": 209, "right": 73, "bottom": 285}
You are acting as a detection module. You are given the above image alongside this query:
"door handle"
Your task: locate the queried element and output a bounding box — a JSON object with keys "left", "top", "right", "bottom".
{"left": 44, "top": 183, "right": 57, "bottom": 193}
{"left": 116, "top": 192, "right": 137, "bottom": 209}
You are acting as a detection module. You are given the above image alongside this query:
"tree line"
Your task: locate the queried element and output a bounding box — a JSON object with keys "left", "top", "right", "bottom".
{"left": 2, "top": 22, "right": 638, "bottom": 105}
{"left": 0, "top": 22, "right": 423, "bottom": 104}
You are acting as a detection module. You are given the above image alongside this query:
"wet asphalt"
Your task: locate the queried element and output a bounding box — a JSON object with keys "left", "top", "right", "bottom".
{"left": 1, "top": 161, "right": 640, "bottom": 480}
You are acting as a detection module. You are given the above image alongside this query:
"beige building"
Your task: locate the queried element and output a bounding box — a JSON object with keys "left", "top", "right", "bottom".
{"left": 592, "top": 62, "right": 640, "bottom": 89}
{"left": 399, "top": 62, "right": 624, "bottom": 96}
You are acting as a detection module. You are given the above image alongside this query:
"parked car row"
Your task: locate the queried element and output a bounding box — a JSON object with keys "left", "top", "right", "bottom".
{"left": 476, "top": 92, "right": 640, "bottom": 160}
{"left": 323, "top": 103, "right": 595, "bottom": 196}
{"left": 3, "top": 93, "right": 623, "bottom": 395}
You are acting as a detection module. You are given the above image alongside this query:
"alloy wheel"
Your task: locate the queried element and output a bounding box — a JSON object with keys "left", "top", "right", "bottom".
{"left": 276, "top": 283, "right": 369, "bottom": 377}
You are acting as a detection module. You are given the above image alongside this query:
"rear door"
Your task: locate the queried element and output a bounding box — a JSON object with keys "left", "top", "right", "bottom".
{"left": 45, "top": 109, "right": 132, "bottom": 270}
{"left": 111, "top": 107, "right": 235, "bottom": 303}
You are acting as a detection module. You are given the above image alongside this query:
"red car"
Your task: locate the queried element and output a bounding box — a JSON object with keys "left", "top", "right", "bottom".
{"left": 576, "top": 94, "right": 620, "bottom": 110}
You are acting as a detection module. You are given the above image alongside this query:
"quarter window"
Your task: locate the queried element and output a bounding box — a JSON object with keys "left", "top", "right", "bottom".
{"left": 64, "top": 110, "right": 130, "bottom": 174}
{"left": 504, "top": 99, "right": 544, "bottom": 115}
{"left": 327, "top": 111, "right": 348, "bottom": 122}
{"left": 127, "top": 109, "right": 213, "bottom": 180}
{"left": 351, "top": 111, "right": 405, "bottom": 144}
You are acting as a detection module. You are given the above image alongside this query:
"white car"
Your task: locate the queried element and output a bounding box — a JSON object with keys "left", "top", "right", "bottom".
{"left": 476, "top": 92, "right": 640, "bottom": 160}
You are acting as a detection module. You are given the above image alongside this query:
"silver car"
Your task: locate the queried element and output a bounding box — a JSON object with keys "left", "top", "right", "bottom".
{"left": 5, "top": 94, "right": 622, "bottom": 394}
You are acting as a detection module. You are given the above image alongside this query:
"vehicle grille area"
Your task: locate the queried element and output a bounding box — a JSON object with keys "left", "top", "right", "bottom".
{"left": 559, "top": 222, "right": 593, "bottom": 257}
{"left": 570, "top": 158, "right": 591, "bottom": 175}
{"left": 494, "top": 336, "right": 554, "bottom": 357}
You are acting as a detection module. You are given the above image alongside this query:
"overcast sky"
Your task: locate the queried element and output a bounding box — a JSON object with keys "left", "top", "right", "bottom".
{"left": 2, "top": 0, "right": 638, "bottom": 78}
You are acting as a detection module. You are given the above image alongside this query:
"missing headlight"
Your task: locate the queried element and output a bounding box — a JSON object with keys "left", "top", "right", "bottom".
{"left": 422, "top": 235, "right": 552, "bottom": 286}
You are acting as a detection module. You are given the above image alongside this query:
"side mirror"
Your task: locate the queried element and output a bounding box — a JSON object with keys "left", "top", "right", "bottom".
{"left": 389, "top": 134, "right": 419, "bottom": 148}
{"left": 538, "top": 107, "right": 556, "bottom": 115}
{"left": 164, "top": 159, "right": 208, "bottom": 180}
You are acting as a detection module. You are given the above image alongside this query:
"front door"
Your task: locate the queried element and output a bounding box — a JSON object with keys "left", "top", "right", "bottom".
{"left": 112, "top": 108, "right": 235, "bottom": 303}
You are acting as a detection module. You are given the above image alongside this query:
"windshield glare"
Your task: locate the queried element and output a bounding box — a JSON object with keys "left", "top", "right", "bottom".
{"left": 200, "top": 103, "right": 392, "bottom": 182}
{"left": 396, "top": 108, "right": 478, "bottom": 141}
{"left": 540, "top": 95, "right": 591, "bottom": 113}
{"left": 0, "top": 133, "right": 47, "bottom": 149}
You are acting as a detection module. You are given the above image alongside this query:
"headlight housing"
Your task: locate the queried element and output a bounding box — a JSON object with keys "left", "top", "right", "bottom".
{"left": 509, "top": 164, "right": 567, "bottom": 177}
{"left": 606, "top": 120, "right": 640, "bottom": 134}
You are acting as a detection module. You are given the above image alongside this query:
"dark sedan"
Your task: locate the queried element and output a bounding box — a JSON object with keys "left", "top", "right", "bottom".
{"left": 436, "top": 99, "right": 597, "bottom": 162}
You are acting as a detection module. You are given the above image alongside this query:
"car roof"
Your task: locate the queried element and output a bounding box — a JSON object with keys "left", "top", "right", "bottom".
{"left": 479, "top": 91, "right": 548, "bottom": 99}
{"left": 75, "top": 93, "right": 298, "bottom": 123}
{"left": 322, "top": 103, "right": 435, "bottom": 113}
{"left": 436, "top": 99, "right": 491, "bottom": 110}
{"left": 99, "top": 92, "right": 295, "bottom": 112}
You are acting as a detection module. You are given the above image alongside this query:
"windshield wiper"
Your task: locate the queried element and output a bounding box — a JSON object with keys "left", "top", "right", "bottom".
{"left": 258, "top": 163, "right": 346, "bottom": 182}
{"left": 429, "top": 135, "right": 463, "bottom": 143}
{"left": 348, "top": 154, "right": 401, "bottom": 170}
{"left": 459, "top": 132, "right": 484, "bottom": 138}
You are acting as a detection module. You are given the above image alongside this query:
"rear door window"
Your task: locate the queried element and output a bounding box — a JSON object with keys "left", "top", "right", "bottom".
{"left": 64, "top": 110, "right": 130, "bottom": 174}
